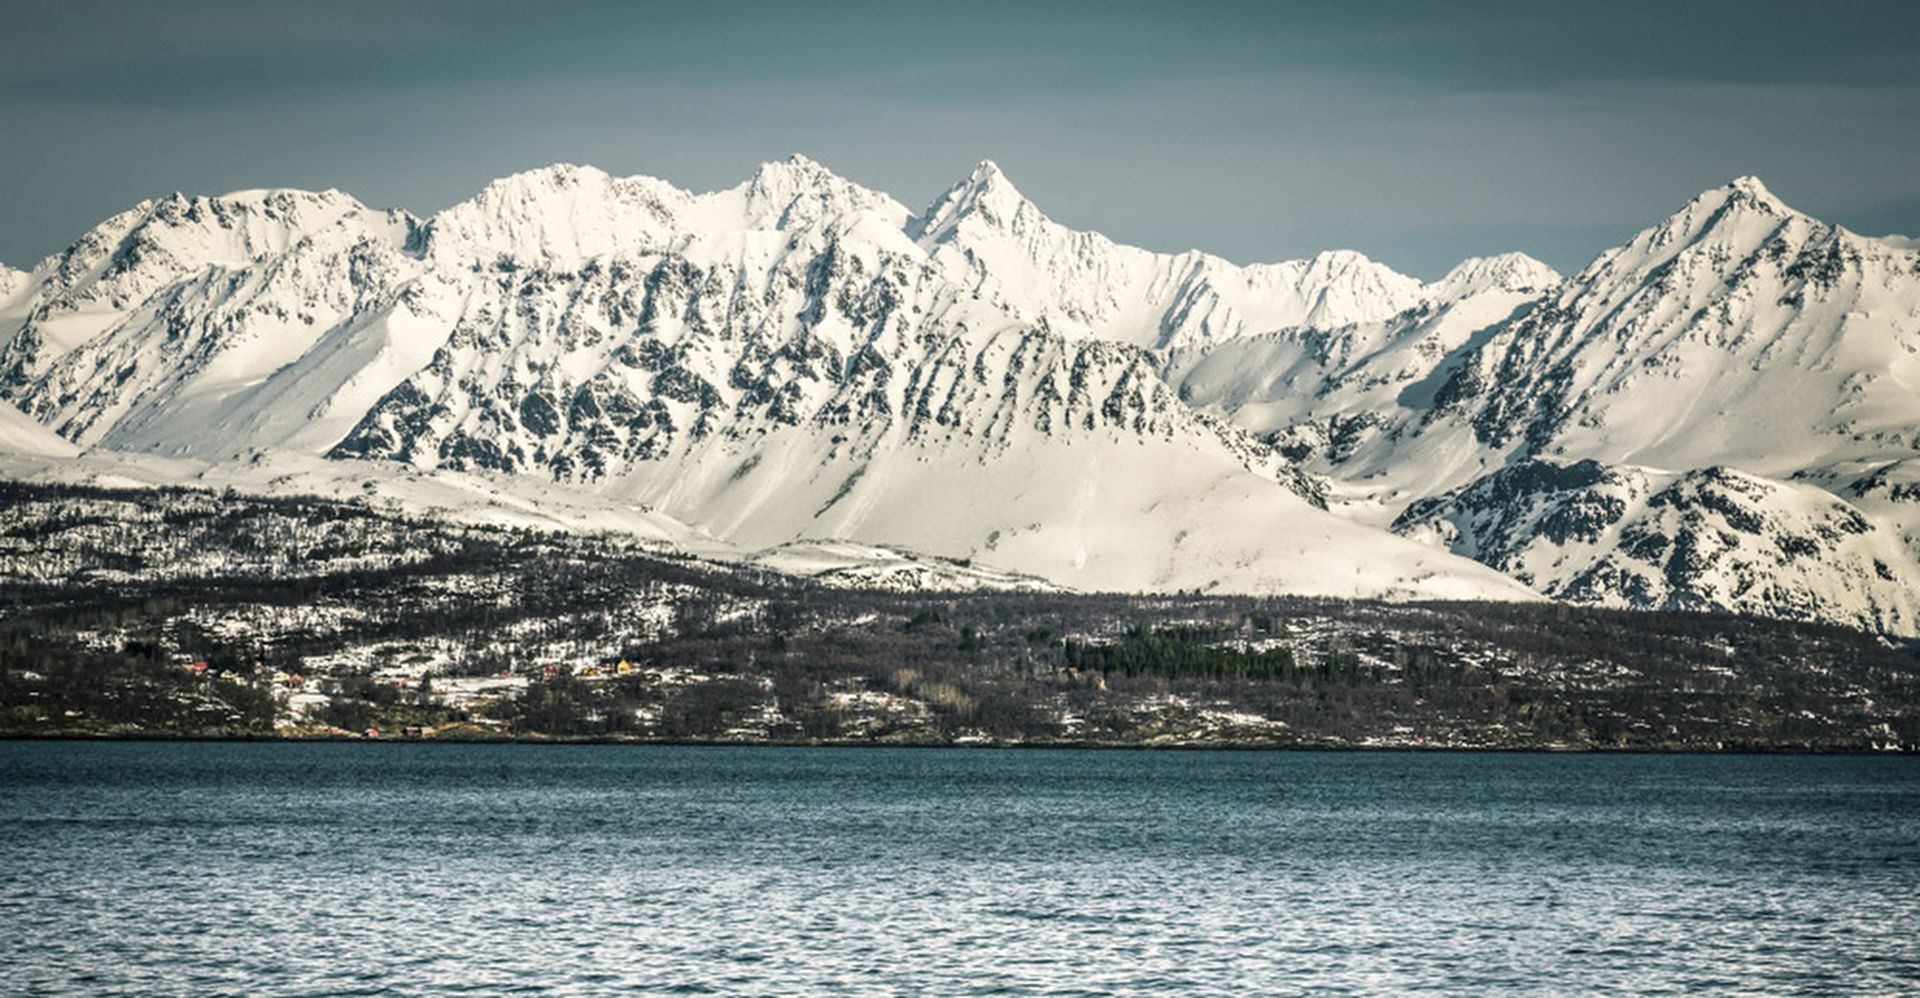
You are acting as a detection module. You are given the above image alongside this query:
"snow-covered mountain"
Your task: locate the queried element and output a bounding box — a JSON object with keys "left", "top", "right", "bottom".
{"left": 3, "top": 160, "right": 1917, "bottom": 630}
{"left": 1435, "top": 177, "right": 1920, "bottom": 480}
{"left": 1175, "top": 177, "right": 1920, "bottom": 484}
{"left": 0, "top": 188, "right": 420, "bottom": 453}
{"left": 1165, "top": 176, "right": 1920, "bottom": 630}
{"left": 0, "top": 157, "right": 1532, "bottom": 601}
{"left": 1165, "top": 250, "right": 1562, "bottom": 492}
{"left": 911, "top": 161, "right": 1427, "bottom": 350}
{"left": 1392, "top": 459, "right": 1920, "bottom": 634}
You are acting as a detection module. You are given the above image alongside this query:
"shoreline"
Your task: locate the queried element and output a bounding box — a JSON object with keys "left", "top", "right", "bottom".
{"left": 5, "top": 731, "right": 1914, "bottom": 755}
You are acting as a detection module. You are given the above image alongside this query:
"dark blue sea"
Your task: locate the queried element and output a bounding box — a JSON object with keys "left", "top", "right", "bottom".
{"left": 2, "top": 743, "right": 1916, "bottom": 996}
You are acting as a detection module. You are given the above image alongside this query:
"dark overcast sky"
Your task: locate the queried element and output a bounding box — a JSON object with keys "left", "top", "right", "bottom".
{"left": 3, "top": 0, "right": 1917, "bottom": 278}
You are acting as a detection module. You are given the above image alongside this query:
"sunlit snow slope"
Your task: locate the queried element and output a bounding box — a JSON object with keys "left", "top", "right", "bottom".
{"left": 0, "top": 157, "right": 1533, "bottom": 601}
{"left": 1167, "top": 178, "right": 1920, "bottom": 631}
{"left": 5, "top": 161, "right": 1918, "bottom": 627}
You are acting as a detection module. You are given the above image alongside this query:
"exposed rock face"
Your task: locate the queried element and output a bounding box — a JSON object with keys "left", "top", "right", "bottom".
{"left": 4, "top": 162, "right": 1919, "bottom": 629}
{"left": 0, "top": 157, "right": 1530, "bottom": 601}
{"left": 1393, "top": 459, "right": 1920, "bottom": 634}
{"left": 1161, "top": 177, "right": 1920, "bottom": 632}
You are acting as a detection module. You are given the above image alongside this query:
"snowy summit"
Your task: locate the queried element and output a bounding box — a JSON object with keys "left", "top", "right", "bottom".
{"left": 0, "top": 160, "right": 1916, "bottom": 632}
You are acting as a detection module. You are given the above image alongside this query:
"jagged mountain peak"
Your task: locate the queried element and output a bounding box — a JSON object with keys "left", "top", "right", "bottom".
{"left": 744, "top": 153, "right": 834, "bottom": 197}
{"left": 751, "top": 152, "right": 831, "bottom": 179}
{"left": 1680, "top": 173, "right": 1796, "bottom": 221}
{"left": 1431, "top": 252, "right": 1562, "bottom": 299}
{"left": 6, "top": 180, "right": 412, "bottom": 325}
{"left": 1724, "top": 174, "right": 1785, "bottom": 208}
{"left": 739, "top": 154, "right": 908, "bottom": 231}
{"left": 129, "top": 186, "right": 412, "bottom": 262}
{"left": 912, "top": 159, "right": 1037, "bottom": 243}
{"left": 952, "top": 158, "right": 1014, "bottom": 193}
{"left": 1657, "top": 175, "right": 1795, "bottom": 229}
{"left": 1591, "top": 174, "right": 1810, "bottom": 272}
{"left": 194, "top": 185, "right": 363, "bottom": 208}
{"left": 444, "top": 161, "right": 673, "bottom": 218}
{"left": 961, "top": 158, "right": 1015, "bottom": 195}
{"left": 481, "top": 161, "right": 608, "bottom": 189}
{"left": 424, "top": 158, "right": 911, "bottom": 264}
{"left": 1561, "top": 171, "right": 1918, "bottom": 303}
{"left": 1587, "top": 175, "right": 1920, "bottom": 290}
{"left": 1296, "top": 249, "right": 1398, "bottom": 281}
{"left": 10, "top": 156, "right": 1920, "bottom": 631}
{"left": 1305, "top": 248, "right": 1371, "bottom": 269}
{"left": 1668, "top": 175, "right": 1800, "bottom": 239}
{"left": 135, "top": 183, "right": 386, "bottom": 241}
{"left": 1349, "top": 166, "right": 1920, "bottom": 506}
{"left": 906, "top": 161, "right": 1431, "bottom": 348}
{"left": 423, "top": 162, "right": 693, "bottom": 263}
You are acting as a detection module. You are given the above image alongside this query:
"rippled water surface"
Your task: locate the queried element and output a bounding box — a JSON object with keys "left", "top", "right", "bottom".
{"left": 2, "top": 743, "right": 1917, "bottom": 996}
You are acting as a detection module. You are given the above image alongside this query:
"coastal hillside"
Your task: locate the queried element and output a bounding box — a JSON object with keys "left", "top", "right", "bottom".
{"left": 3, "top": 482, "right": 1913, "bottom": 750}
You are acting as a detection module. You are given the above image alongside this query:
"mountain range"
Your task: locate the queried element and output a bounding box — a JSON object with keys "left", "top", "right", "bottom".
{"left": 2, "top": 157, "right": 1917, "bottom": 633}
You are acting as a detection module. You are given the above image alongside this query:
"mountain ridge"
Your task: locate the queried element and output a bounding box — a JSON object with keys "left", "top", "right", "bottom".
{"left": 2, "top": 160, "right": 1916, "bottom": 631}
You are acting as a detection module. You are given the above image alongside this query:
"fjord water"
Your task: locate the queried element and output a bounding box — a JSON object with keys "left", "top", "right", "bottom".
{"left": 2, "top": 744, "right": 1915, "bottom": 996}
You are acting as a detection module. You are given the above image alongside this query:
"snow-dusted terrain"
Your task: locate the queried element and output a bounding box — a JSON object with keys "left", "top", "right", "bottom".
{"left": 1391, "top": 459, "right": 1920, "bottom": 634}
{"left": 2, "top": 158, "right": 1916, "bottom": 630}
